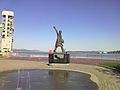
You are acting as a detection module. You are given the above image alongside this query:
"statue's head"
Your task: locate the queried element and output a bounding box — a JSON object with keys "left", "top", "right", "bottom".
{"left": 59, "top": 30, "right": 62, "bottom": 33}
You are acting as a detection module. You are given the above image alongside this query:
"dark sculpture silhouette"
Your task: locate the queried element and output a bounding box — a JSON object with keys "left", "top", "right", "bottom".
{"left": 53, "top": 26, "right": 65, "bottom": 53}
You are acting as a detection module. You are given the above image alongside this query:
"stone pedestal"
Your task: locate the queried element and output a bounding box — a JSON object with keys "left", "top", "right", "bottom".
{"left": 49, "top": 53, "right": 70, "bottom": 64}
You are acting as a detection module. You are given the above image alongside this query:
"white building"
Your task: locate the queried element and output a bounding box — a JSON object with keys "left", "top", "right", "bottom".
{"left": 0, "top": 11, "right": 14, "bottom": 54}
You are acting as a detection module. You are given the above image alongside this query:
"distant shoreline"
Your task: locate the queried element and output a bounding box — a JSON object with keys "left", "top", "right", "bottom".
{"left": 13, "top": 55, "right": 120, "bottom": 60}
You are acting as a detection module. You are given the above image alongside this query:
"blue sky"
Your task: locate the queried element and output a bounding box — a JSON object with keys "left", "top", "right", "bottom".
{"left": 0, "top": 0, "right": 120, "bottom": 51}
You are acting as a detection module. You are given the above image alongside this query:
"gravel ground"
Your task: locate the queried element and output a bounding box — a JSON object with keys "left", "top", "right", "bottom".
{"left": 5, "top": 56, "right": 120, "bottom": 65}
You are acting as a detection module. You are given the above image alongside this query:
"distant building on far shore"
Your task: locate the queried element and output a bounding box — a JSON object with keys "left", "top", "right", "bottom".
{"left": 97, "top": 51, "right": 108, "bottom": 54}
{"left": 0, "top": 11, "right": 14, "bottom": 56}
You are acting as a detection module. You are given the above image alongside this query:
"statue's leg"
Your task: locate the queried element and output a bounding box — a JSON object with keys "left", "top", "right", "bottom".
{"left": 61, "top": 46, "right": 65, "bottom": 53}
{"left": 54, "top": 46, "right": 57, "bottom": 53}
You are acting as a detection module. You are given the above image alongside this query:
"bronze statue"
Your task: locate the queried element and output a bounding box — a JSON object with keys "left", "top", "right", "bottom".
{"left": 53, "top": 26, "right": 65, "bottom": 53}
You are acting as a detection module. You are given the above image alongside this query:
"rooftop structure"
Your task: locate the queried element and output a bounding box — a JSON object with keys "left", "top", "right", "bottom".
{"left": 0, "top": 11, "right": 14, "bottom": 54}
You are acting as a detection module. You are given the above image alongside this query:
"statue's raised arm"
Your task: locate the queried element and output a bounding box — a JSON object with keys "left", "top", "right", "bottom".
{"left": 53, "top": 26, "right": 58, "bottom": 34}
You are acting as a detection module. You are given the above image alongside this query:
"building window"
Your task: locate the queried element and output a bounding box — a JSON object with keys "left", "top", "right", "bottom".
{"left": 8, "top": 16, "right": 13, "bottom": 18}
{"left": 2, "top": 15, "right": 6, "bottom": 18}
{"left": 4, "top": 51, "right": 7, "bottom": 52}
{"left": 2, "top": 35, "right": 5, "bottom": 38}
{"left": 12, "top": 39, "right": 13, "bottom": 42}
{"left": 3, "top": 19, "right": 6, "bottom": 22}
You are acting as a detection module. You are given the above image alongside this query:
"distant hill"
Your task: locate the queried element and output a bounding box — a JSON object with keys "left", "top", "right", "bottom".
{"left": 67, "top": 51, "right": 99, "bottom": 53}
{"left": 13, "top": 49, "right": 41, "bottom": 52}
{"left": 107, "top": 50, "right": 120, "bottom": 54}
{"left": 14, "top": 49, "right": 120, "bottom": 54}
{"left": 13, "top": 49, "right": 100, "bottom": 53}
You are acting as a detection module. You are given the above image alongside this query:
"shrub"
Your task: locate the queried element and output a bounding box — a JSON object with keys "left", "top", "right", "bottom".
{"left": 98, "top": 62, "right": 120, "bottom": 72}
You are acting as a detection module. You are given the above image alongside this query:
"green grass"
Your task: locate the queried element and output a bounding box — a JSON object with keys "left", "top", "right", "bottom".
{"left": 98, "top": 62, "right": 120, "bottom": 72}
{"left": 0, "top": 56, "right": 6, "bottom": 58}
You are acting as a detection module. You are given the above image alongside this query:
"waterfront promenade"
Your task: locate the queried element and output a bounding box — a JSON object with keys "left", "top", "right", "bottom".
{"left": 0, "top": 57, "right": 120, "bottom": 90}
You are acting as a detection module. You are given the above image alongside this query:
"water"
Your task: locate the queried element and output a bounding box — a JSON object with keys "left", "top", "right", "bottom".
{"left": 17, "top": 52, "right": 120, "bottom": 59}
{"left": 0, "top": 69, "right": 98, "bottom": 90}
{"left": 70, "top": 52, "right": 120, "bottom": 59}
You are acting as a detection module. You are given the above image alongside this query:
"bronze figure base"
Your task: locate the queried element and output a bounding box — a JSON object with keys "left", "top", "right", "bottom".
{"left": 49, "top": 53, "right": 70, "bottom": 64}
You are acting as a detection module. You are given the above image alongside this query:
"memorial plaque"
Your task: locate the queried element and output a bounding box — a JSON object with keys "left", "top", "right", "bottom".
{"left": 49, "top": 53, "right": 69, "bottom": 64}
